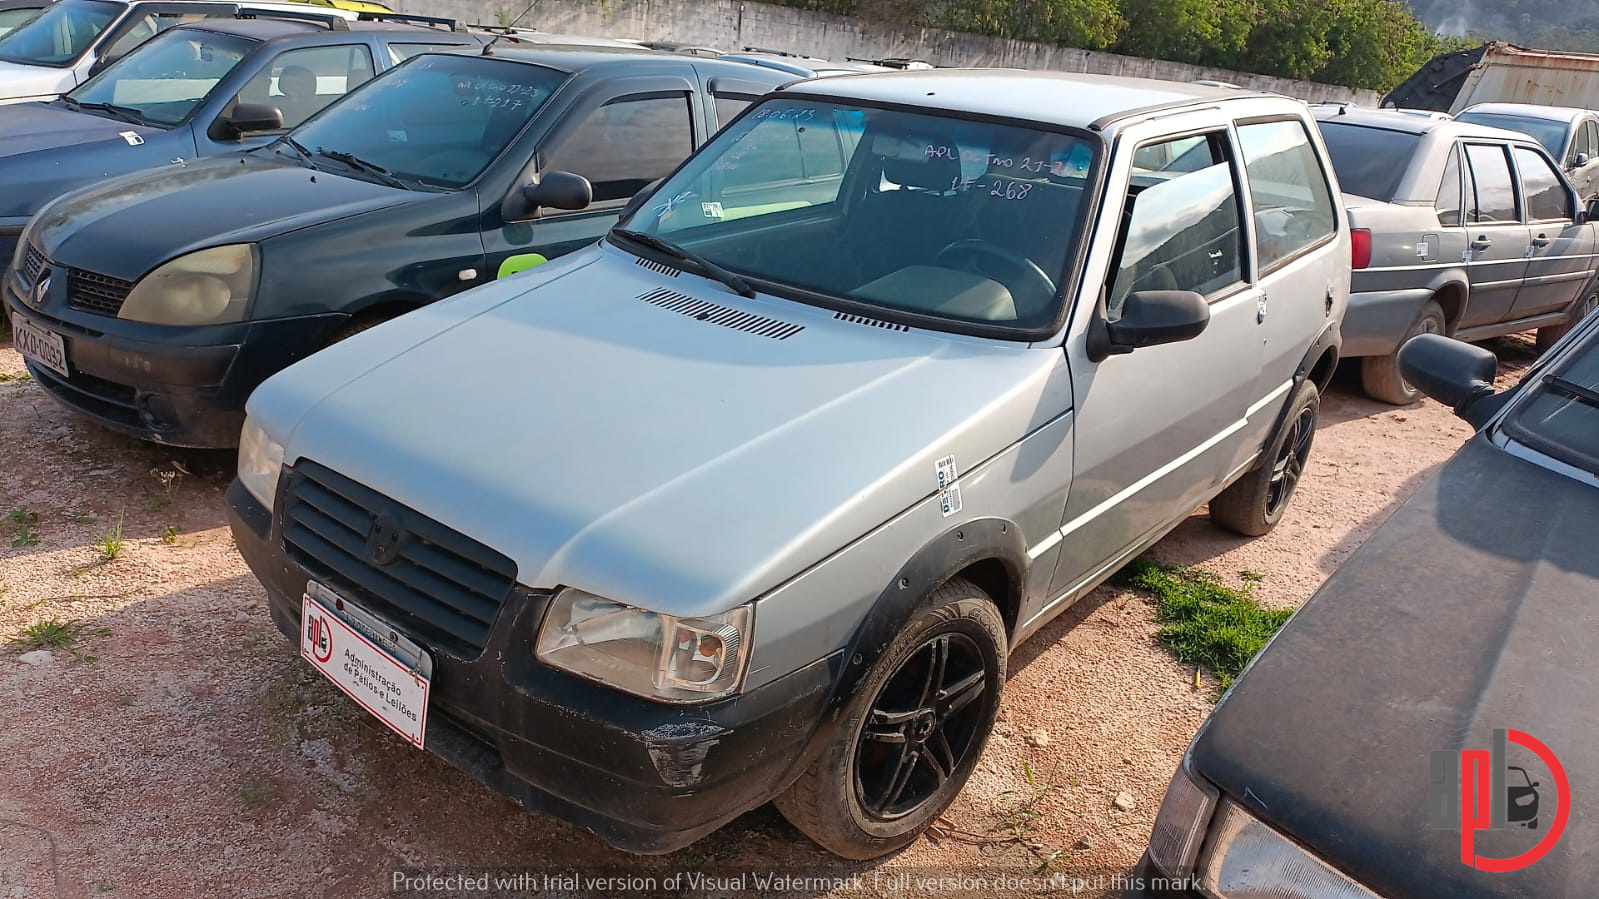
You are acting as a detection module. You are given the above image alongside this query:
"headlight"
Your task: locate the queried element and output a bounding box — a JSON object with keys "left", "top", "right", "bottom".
{"left": 1147, "top": 764, "right": 1219, "bottom": 879}
{"left": 1198, "top": 800, "right": 1379, "bottom": 899}
{"left": 119, "top": 244, "right": 256, "bottom": 326}
{"left": 535, "top": 588, "right": 753, "bottom": 703}
{"left": 237, "top": 416, "right": 286, "bottom": 513}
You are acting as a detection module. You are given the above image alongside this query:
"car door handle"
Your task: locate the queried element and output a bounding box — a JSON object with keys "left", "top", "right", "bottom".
{"left": 1472, "top": 236, "right": 1493, "bottom": 250}
{"left": 1531, "top": 233, "right": 1552, "bottom": 247}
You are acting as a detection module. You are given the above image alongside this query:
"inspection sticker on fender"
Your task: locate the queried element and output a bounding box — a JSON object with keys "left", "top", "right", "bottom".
{"left": 301, "top": 589, "right": 430, "bottom": 748}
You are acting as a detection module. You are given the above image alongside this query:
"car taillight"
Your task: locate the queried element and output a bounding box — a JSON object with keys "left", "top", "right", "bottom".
{"left": 1351, "top": 229, "right": 1372, "bottom": 269}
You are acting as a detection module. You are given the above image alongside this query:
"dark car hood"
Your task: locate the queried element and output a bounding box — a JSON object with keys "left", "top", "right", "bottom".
{"left": 1191, "top": 436, "right": 1599, "bottom": 897}
{"left": 32, "top": 153, "right": 418, "bottom": 280}
{"left": 0, "top": 102, "right": 178, "bottom": 218}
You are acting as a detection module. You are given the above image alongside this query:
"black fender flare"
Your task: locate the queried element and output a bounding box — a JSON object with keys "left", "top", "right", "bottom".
{"left": 810, "top": 518, "right": 1029, "bottom": 743}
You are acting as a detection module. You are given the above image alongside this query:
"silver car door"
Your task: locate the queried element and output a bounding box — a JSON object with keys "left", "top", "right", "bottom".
{"left": 1460, "top": 142, "right": 1532, "bottom": 329}
{"left": 1045, "top": 125, "right": 1262, "bottom": 602}
{"left": 1510, "top": 144, "right": 1598, "bottom": 320}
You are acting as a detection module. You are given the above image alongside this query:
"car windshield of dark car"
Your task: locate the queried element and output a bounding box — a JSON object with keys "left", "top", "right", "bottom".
{"left": 1506, "top": 331, "right": 1599, "bottom": 474}
{"left": 66, "top": 29, "right": 254, "bottom": 126}
{"left": 616, "top": 98, "right": 1097, "bottom": 334}
{"left": 0, "top": 0, "right": 123, "bottom": 67}
{"left": 1317, "top": 121, "right": 1421, "bottom": 201}
{"left": 1454, "top": 112, "right": 1570, "bottom": 156}
{"left": 286, "top": 54, "right": 566, "bottom": 189}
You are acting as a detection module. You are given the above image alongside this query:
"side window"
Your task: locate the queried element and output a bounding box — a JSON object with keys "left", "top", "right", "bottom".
{"left": 1133, "top": 135, "right": 1202, "bottom": 173}
{"left": 1108, "top": 132, "right": 1245, "bottom": 320}
{"left": 387, "top": 44, "right": 454, "bottom": 64}
{"left": 1515, "top": 146, "right": 1573, "bottom": 221}
{"left": 543, "top": 93, "right": 694, "bottom": 204}
{"left": 1234, "top": 119, "right": 1338, "bottom": 272}
{"left": 103, "top": 11, "right": 206, "bottom": 59}
{"left": 1435, "top": 144, "right": 1463, "bottom": 227}
{"left": 1465, "top": 144, "right": 1517, "bottom": 222}
{"left": 713, "top": 94, "right": 753, "bottom": 129}
{"left": 1583, "top": 121, "right": 1599, "bottom": 161}
{"left": 232, "top": 44, "right": 376, "bottom": 131}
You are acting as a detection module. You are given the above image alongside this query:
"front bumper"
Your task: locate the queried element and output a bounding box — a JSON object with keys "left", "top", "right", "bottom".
{"left": 226, "top": 477, "right": 836, "bottom": 854}
{"left": 5, "top": 281, "right": 340, "bottom": 448}
{"left": 1341, "top": 287, "right": 1433, "bottom": 358}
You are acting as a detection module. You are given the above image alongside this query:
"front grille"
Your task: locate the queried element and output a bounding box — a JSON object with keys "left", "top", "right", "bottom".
{"left": 19, "top": 244, "right": 45, "bottom": 287}
{"left": 281, "top": 461, "right": 518, "bottom": 657}
{"left": 68, "top": 268, "right": 135, "bottom": 316}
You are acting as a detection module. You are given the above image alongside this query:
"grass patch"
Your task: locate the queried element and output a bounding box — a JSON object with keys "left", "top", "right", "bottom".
{"left": 0, "top": 370, "right": 30, "bottom": 384}
{"left": 1117, "top": 557, "right": 1293, "bottom": 687}
{"left": 238, "top": 779, "right": 274, "bottom": 810}
{"left": 7, "top": 508, "right": 38, "bottom": 548}
{"left": 95, "top": 513, "right": 126, "bottom": 562}
{"left": 160, "top": 526, "right": 178, "bottom": 545}
{"left": 14, "top": 618, "right": 82, "bottom": 652}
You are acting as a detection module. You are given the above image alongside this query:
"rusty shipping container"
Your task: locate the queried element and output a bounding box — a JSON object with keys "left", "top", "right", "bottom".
{"left": 1385, "top": 42, "right": 1599, "bottom": 113}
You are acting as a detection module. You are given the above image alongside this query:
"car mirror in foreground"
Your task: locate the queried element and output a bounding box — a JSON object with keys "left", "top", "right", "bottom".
{"left": 522, "top": 171, "right": 593, "bottom": 213}
{"left": 1584, "top": 197, "right": 1599, "bottom": 225}
{"left": 1399, "top": 333, "right": 1502, "bottom": 428}
{"left": 224, "top": 103, "right": 284, "bottom": 138}
{"left": 1105, "top": 290, "right": 1211, "bottom": 351}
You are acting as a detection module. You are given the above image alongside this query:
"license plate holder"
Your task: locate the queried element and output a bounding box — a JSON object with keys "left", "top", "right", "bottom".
{"left": 12, "top": 317, "right": 68, "bottom": 378}
{"left": 300, "top": 581, "right": 432, "bottom": 748}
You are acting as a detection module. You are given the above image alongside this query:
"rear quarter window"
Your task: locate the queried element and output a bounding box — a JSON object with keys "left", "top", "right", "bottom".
{"left": 1316, "top": 121, "right": 1421, "bottom": 202}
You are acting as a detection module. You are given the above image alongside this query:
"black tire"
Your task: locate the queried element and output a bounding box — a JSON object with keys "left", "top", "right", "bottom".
{"left": 1360, "top": 300, "right": 1445, "bottom": 404}
{"left": 328, "top": 313, "right": 392, "bottom": 345}
{"left": 1210, "top": 379, "right": 1320, "bottom": 537}
{"left": 774, "top": 577, "right": 1006, "bottom": 860}
{"left": 1536, "top": 289, "right": 1598, "bottom": 352}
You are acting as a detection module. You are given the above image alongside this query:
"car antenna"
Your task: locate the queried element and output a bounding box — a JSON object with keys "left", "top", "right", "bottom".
{"left": 482, "top": 0, "right": 538, "bottom": 56}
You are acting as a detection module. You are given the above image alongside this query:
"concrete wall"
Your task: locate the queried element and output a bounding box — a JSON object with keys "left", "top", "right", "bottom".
{"left": 393, "top": 0, "right": 1384, "bottom": 106}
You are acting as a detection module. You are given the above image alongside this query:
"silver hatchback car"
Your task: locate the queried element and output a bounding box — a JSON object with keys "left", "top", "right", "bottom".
{"left": 1316, "top": 106, "right": 1599, "bottom": 403}
{"left": 228, "top": 71, "right": 1348, "bottom": 858}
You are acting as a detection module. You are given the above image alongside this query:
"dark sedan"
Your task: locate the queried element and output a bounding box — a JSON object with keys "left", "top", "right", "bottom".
{"left": 0, "top": 12, "right": 479, "bottom": 277}
{"left": 1128, "top": 316, "right": 1599, "bottom": 898}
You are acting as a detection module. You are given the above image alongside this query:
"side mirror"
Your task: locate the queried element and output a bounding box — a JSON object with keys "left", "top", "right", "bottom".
{"left": 1398, "top": 333, "right": 1502, "bottom": 428}
{"left": 1573, "top": 153, "right": 1591, "bottom": 170}
{"left": 1105, "top": 290, "right": 1210, "bottom": 350}
{"left": 1584, "top": 197, "right": 1599, "bottom": 225}
{"left": 522, "top": 171, "right": 592, "bottom": 213}
{"left": 220, "top": 103, "right": 283, "bottom": 139}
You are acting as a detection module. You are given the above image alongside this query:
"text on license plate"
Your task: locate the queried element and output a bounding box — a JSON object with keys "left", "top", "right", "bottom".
{"left": 301, "top": 589, "right": 430, "bottom": 748}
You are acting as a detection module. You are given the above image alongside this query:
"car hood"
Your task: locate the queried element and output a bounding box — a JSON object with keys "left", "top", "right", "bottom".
{"left": 1191, "top": 435, "right": 1599, "bottom": 897}
{"left": 0, "top": 58, "right": 72, "bottom": 102}
{"left": 31, "top": 153, "right": 417, "bottom": 280}
{"left": 254, "top": 245, "right": 1066, "bottom": 617}
{"left": 0, "top": 102, "right": 177, "bottom": 218}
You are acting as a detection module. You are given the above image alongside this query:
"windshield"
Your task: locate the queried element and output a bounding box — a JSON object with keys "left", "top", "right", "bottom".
{"left": 616, "top": 97, "right": 1098, "bottom": 334}
{"left": 0, "top": 6, "right": 43, "bottom": 38}
{"left": 66, "top": 28, "right": 255, "bottom": 127}
{"left": 1317, "top": 121, "right": 1421, "bottom": 201}
{"left": 1505, "top": 327, "right": 1599, "bottom": 475}
{"left": 286, "top": 54, "right": 566, "bottom": 190}
{"left": 0, "top": 0, "right": 123, "bottom": 67}
{"left": 1454, "top": 112, "right": 1570, "bottom": 155}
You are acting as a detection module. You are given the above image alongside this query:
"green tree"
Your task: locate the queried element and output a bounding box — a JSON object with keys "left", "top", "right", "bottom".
{"left": 934, "top": 0, "right": 1124, "bottom": 49}
{"left": 1115, "top": 0, "right": 1258, "bottom": 67}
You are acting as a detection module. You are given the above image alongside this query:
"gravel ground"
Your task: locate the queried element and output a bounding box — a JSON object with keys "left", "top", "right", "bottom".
{"left": 0, "top": 336, "right": 1539, "bottom": 899}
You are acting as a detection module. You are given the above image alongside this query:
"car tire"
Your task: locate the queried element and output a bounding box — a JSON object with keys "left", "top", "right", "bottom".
{"left": 329, "top": 313, "right": 393, "bottom": 345}
{"left": 1536, "top": 289, "right": 1598, "bottom": 352}
{"left": 773, "top": 577, "right": 1006, "bottom": 860}
{"left": 1209, "top": 379, "right": 1320, "bottom": 537}
{"left": 1360, "top": 300, "right": 1445, "bottom": 405}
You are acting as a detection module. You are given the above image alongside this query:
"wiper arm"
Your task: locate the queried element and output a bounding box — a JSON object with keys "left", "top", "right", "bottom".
{"left": 67, "top": 99, "right": 146, "bottom": 124}
{"left": 610, "top": 228, "right": 754, "bottom": 299}
{"left": 1546, "top": 375, "right": 1599, "bottom": 410}
{"left": 281, "top": 136, "right": 312, "bottom": 160}
{"left": 314, "top": 147, "right": 407, "bottom": 190}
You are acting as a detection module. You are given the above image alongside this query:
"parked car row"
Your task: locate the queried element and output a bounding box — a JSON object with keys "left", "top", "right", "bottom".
{"left": 0, "top": 28, "right": 1591, "bottom": 868}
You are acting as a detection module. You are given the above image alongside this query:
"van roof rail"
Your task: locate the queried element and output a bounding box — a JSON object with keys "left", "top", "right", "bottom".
{"left": 358, "top": 11, "right": 458, "bottom": 31}
{"left": 235, "top": 6, "right": 349, "bottom": 29}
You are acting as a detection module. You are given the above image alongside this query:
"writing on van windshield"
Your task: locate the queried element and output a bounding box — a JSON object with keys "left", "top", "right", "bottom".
{"left": 450, "top": 77, "right": 544, "bottom": 108}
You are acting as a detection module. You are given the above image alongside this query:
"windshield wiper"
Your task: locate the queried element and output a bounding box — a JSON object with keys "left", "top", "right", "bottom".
{"left": 610, "top": 228, "right": 755, "bottom": 299}
{"left": 281, "top": 136, "right": 312, "bottom": 161}
{"left": 314, "top": 147, "right": 408, "bottom": 190}
{"left": 62, "top": 97, "right": 146, "bottom": 124}
{"left": 1546, "top": 375, "right": 1599, "bottom": 411}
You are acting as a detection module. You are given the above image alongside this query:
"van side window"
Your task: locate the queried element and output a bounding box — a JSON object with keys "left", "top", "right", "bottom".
{"left": 1108, "top": 132, "right": 1245, "bottom": 321}
{"left": 1515, "top": 147, "right": 1573, "bottom": 221}
{"left": 1465, "top": 144, "right": 1517, "bottom": 222}
{"left": 543, "top": 94, "right": 694, "bottom": 204}
{"left": 1235, "top": 119, "right": 1338, "bottom": 272}
{"left": 713, "top": 94, "right": 753, "bottom": 128}
{"left": 1435, "top": 146, "right": 1462, "bottom": 227}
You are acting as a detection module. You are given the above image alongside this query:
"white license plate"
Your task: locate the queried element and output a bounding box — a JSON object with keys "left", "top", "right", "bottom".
{"left": 301, "top": 583, "right": 431, "bottom": 749}
{"left": 12, "top": 317, "right": 67, "bottom": 378}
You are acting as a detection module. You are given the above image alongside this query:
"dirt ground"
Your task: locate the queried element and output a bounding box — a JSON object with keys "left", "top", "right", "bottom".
{"left": 0, "top": 336, "right": 1540, "bottom": 899}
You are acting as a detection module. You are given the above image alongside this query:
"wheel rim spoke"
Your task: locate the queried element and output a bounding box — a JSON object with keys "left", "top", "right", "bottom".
{"left": 922, "top": 732, "right": 954, "bottom": 786}
{"left": 937, "top": 669, "right": 985, "bottom": 718}
{"left": 877, "top": 748, "right": 920, "bottom": 813}
{"left": 864, "top": 709, "right": 914, "bottom": 744}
